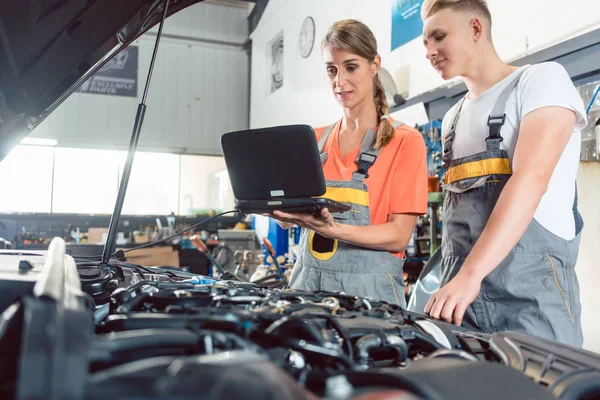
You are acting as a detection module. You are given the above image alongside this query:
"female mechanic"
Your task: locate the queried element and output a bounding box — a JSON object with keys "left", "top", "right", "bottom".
{"left": 270, "top": 19, "right": 428, "bottom": 307}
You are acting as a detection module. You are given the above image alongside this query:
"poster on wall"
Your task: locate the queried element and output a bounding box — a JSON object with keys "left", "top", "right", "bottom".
{"left": 78, "top": 45, "right": 138, "bottom": 97}
{"left": 270, "top": 33, "right": 284, "bottom": 94}
{"left": 391, "top": 0, "right": 425, "bottom": 51}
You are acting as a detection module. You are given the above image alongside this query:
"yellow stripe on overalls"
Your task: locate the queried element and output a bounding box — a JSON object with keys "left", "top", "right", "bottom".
{"left": 445, "top": 158, "right": 512, "bottom": 184}
{"left": 317, "top": 187, "right": 369, "bottom": 207}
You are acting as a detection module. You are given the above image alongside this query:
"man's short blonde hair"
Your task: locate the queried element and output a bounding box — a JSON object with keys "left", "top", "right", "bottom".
{"left": 421, "top": 0, "right": 492, "bottom": 24}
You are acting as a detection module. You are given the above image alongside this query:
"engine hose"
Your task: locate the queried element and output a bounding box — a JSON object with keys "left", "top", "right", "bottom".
{"left": 355, "top": 334, "right": 382, "bottom": 364}
{"left": 354, "top": 334, "right": 409, "bottom": 366}
{"left": 287, "top": 313, "right": 354, "bottom": 361}
{"left": 91, "top": 329, "right": 199, "bottom": 362}
{"left": 387, "top": 335, "right": 409, "bottom": 365}
{"left": 287, "top": 338, "right": 354, "bottom": 369}
{"left": 125, "top": 280, "right": 159, "bottom": 295}
{"left": 94, "top": 303, "right": 110, "bottom": 324}
{"left": 265, "top": 317, "right": 329, "bottom": 347}
{"left": 193, "top": 329, "right": 265, "bottom": 354}
{"left": 115, "top": 292, "right": 152, "bottom": 314}
{"left": 108, "top": 281, "right": 159, "bottom": 314}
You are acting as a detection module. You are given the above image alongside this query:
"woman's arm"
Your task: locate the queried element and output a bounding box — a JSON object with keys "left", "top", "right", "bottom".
{"left": 335, "top": 213, "right": 417, "bottom": 253}
{"left": 271, "top": 209, "right": 417, "bottom": 253}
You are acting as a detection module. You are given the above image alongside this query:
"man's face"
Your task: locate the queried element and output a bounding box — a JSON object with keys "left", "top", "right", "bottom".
{"left": 422, "top": 9, "right": 478, "bottom": 80}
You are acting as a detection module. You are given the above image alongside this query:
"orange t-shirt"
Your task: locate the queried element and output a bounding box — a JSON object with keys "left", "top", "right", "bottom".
{"left": 315, "top": 119, "right": 428, "bottom": 255}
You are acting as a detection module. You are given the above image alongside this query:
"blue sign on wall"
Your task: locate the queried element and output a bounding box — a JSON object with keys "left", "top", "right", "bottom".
{"left": 391, "top": 0, "right": 425, "bottom": 51}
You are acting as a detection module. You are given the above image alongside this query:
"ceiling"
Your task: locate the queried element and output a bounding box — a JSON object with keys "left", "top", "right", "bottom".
{"left": 204, "top": 0, "right": 256, "bottom": 10}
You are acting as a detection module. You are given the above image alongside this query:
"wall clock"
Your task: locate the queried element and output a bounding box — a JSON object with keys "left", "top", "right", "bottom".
{"left": 299, "top": 16, "right": 315, "bottom": 59}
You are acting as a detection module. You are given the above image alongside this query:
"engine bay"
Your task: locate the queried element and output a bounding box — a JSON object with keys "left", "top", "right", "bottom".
{"left": 1, "top": 240, "right": 599, "bottom": 400}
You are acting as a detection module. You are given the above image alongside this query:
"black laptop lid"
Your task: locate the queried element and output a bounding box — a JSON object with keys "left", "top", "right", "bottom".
{"left": 220, "top": 125, "right": 326, "bottom": 201}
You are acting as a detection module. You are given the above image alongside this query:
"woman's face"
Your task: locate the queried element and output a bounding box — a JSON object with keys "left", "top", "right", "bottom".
{"left": 322, "top": 46, "right": 379, "bottom": 111}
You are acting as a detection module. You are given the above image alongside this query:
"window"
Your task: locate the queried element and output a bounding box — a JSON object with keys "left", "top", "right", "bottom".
{"left": 211, "top": 169, "right": 233, "bottom": 211}
{"left": 0, "top": 146, "right": 232, "bottom": 216}
{"left": 179, "top": 155, "right": 233, "bottom": 215}
{"left": 120, "top": 151, "right": 180, "bottom": 215}
{"left": 52, "top": 148, "right": 121, "bottom": 214}
{"left": 0, "top": 146, "right": 54, "bottom": 213}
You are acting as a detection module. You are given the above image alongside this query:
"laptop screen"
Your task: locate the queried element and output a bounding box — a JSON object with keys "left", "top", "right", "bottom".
{"left": 221, "top": 125, "right": 326, "bottom": 201}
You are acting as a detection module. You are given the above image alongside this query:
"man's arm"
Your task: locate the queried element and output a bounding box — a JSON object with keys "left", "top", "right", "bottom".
{"left": 425, "top": 105, "right": 577, "bottom": 325}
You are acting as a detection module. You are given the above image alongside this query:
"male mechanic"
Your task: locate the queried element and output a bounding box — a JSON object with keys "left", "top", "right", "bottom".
{"left": 421, "top": 0, "right": 587, "bottom": 346}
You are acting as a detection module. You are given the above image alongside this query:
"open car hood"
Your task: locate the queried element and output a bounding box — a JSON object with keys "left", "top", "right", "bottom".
{"left": 0, "top": 0, "right": 202, "bottom": 162}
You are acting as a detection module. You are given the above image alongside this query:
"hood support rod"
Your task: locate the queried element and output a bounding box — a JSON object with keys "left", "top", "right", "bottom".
{"left": 101, "top": 0, "right": 170, "bottom": 266}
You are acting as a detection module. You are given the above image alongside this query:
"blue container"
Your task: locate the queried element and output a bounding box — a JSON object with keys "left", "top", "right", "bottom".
{"left": 251, "top": 215, "right": 289, "bottom": 258}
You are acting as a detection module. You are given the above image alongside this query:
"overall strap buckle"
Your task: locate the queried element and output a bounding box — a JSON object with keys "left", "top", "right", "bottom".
{"left": 352, "top": 152, "right": 377, "bottom": 182}
{"left": 486, "top": 114, "right": 506, "bottom": 150}
{"left": 487, "top": 114, "right": 506, "bottom": 139}
{"left": 319, "top": 152, "right": 328, "bottom": 164}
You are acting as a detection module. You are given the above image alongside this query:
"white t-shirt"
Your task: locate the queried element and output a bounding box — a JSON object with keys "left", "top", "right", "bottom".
{"left": 441, "top": 62, "right": 587, "bottom": 240}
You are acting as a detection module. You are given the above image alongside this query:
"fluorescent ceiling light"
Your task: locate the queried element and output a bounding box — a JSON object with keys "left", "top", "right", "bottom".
{"left": 20, "top": 138, "right": 58, "bottom": 146}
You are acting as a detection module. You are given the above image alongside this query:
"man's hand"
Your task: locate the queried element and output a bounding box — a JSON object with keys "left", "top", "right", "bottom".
{"left": 424, "top": 271, "right": 482, "bottom": 326}
{"left": 270, "top": 208, "right": 339, "bottom": 238}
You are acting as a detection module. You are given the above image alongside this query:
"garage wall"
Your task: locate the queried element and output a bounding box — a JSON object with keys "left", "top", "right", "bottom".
{"left": 31, "top": 2, "right": 250, "bottom": 156}
{"left": 250, "top": 0, "right": 389, "bottom": 129}
{"left": 250, "top": 0, "right": 600, "bottom": 129}
{"left": 250, "top": 0, "right": 600, "bottom": 353}
{"left": 575, "top": 163, "right": 600, "bottom": 353}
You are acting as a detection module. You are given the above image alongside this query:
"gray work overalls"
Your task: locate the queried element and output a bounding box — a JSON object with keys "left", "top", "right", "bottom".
{"left": 441, "top": 68, "right": 584, "bottom": 346}
{"left": 289, "top": 120, "right": 407, "bottom": 307}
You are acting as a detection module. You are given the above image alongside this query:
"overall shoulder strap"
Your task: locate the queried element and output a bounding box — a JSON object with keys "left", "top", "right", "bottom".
{"left": 351, "top": 119, "right": 406, "bottom": 182}
{"left": 318, "top": 122, "right": 337, "bottom": 164}
{"left": 352, "top": 129, "right": 379, "bottom": 183}
{"left": 486, "top": 66, "right": 530, "bottom": 150}
{"left": 390, "top": 120, "right": 404, "bottom": 129}
{"left": 441, "top": 96, "right": 467, "bottom": 170}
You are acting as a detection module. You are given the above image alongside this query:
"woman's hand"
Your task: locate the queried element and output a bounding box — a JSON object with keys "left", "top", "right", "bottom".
{"left": 261, "top": 213, "right": 294, "bottom": 230}
{"left": 270, "top": 208, "right": 339, "bottom": 238}
{"left": 271, "top": 218, "right": 294, "bottom": 230}
{"left": 262, "top": 213, "right": 294, "bottom": 230}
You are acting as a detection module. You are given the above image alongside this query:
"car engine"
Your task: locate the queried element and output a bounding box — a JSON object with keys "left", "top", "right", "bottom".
{"left": 1, "top": 239, "right": 600, "bottom": 400}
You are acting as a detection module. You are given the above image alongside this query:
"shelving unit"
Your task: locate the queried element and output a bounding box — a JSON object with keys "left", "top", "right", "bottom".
{"left": 391, "top": 27, "right": 600, "bottom": 122}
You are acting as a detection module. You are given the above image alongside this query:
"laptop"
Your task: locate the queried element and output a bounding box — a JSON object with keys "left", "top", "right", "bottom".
{"left": 220, "top": 124, "right": 352, "bottom": 214}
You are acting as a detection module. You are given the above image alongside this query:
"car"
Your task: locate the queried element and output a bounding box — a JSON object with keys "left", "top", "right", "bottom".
{"left": 1, "top": 1, "right": 600, "bottom": 399}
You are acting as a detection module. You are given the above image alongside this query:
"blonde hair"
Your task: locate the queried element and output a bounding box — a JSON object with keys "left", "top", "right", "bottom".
{"left": 422, "top": 0, "right": 492, "bottom": 32}
{"left": 322, "top": 19, "right": 394, "bottom": 150}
